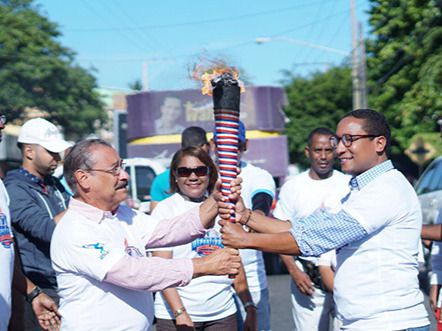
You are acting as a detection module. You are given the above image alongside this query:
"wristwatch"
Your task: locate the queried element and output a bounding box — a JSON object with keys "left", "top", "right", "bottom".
{"left": 26, "top": 286, "right": 42, "bottom": 303}
{"left": 243, "top": 301, "right": 257, "bottom": 310}
{"left": 173, "top": 307, "right": 186, "bottom": 318}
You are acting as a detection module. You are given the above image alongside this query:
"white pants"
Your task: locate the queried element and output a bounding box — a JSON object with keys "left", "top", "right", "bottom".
{"left": 290, "top": 280, "right": 340, "bottom": 331}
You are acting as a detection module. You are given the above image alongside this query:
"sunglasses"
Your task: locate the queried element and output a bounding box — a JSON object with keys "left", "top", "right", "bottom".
{"left": 175, "top": 166, "right": 210, "bottom": 178}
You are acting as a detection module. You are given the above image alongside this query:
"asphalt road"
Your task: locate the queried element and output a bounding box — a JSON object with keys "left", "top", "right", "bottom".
{"left": 267, "top": 273, "right": 438, "bottom": 331}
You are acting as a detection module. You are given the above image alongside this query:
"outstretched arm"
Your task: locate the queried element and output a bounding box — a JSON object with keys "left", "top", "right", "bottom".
{"left": 218, "top": 196, "right": 291, "bottom": 234}
{"left": 219, "top": 219, "right": 300, "bottom": 255}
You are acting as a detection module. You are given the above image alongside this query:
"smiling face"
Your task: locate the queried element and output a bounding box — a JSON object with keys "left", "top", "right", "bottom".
{"left": 175, "top": 155, "right": 210, "bottom": 201}
{"left": 306, "top": 133, "right": 335, "bottom": 180}
{"left": 335, "top": 116, "right": 388, "bottom": 176}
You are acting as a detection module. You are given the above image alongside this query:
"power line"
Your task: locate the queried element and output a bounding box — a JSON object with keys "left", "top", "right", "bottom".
{"left": 65, "top": 1, "right": 330, "bottom": 32}
{"left": 78, "top": 0, "right": 155, "bottom": 54}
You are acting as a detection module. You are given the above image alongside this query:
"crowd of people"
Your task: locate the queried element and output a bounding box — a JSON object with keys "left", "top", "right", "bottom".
{"left": 0, "top": 108, "right": 438, "bottom": 331}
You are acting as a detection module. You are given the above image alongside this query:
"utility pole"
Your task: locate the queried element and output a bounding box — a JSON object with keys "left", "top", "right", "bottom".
{"left": 358, "top": 22, "right": 368, "bottom": 109}
{"left": 142, "top": 61, "right": 149, "bottom": 91}
{"left": 350, "top": 0, "right": 368, "bottom": 110}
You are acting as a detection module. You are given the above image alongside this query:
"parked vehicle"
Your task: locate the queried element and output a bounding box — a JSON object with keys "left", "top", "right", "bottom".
{"left": 415, "top": 156, "right": 442, "bottom": 225}
{"left": 123, "top": 158, "right": 166, "bottom": 213}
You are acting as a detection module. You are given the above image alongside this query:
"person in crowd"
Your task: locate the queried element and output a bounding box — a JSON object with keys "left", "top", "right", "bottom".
{"left": 50, "top": 139, "right": 241, "bottom": 330}
{"left": 151, "top": 146, "right": 256, "bottom": 331}
{"left": 0, "top": 115, "right": 61, "bottom": 331}
{"left": 150, "top": 126, "right": 210, "bottom": 212}
{"left": 428, "top": 209, "right": 442, "bottom": 325}
{"left": 155, "top": 96, "right": 185, "bottom": 135}
{"left": 219, "top": 109, "right": 430, "bottom": 330}
{"left": 211, "top": 121, "right": 275, "bottom": 331}
{"left": 5, "top": 117, "right": 71, "bottom": 330}
{"left": 273, "top": 127, "right": 349, "bottom": 330}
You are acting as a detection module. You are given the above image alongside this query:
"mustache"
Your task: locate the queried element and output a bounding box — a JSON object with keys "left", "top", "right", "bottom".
{"left": 115, "top": 181, "right": 128, "bottom": 190}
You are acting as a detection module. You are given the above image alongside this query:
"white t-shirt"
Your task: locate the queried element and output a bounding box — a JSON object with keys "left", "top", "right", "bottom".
{"left": 51, "top": 205, "right": 159, "bottom": 331}
{"left": 151, "top": 193, "right": 236, "bottom": 322}
{"left": 336, "top": 169, "right": 429, "bottom": 330}
{"left": 0, "top": 180, "right": 13, "bottom": 331}
{"left": 239, "top": 162, "right": 276, "bottom": 293}
{"left": 274, "top": 170, "right": 350, "bottom": 220}
{"left": 273, "top": 170, "right": 350, "bottom": 265}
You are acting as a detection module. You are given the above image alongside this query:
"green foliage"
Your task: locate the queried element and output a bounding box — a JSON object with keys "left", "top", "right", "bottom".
{"left": 0, "top": 0, "right": 105, "bottom": 138}
{"left": 367, "top": 0, "right": 442, "bottom": 155}
{"left": 128, "top": 79, "right": 143, "bottom": 91}
{"left": 283, "top": 66, "right": 352, "bottom": 167}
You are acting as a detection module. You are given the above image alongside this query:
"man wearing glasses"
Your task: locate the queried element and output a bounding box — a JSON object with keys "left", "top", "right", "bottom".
{"left": 5, "top": 117, "right": 72, "bottom": 330}
{"left": 219, "top": 109, "right": 430, "bottom": 330}
{"left": 50, "top": 139, "right": 240, "bottom": 330}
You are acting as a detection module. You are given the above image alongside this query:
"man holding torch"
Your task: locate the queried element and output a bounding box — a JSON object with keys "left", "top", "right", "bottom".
{"left": 218, "top": 109, "right": 430, "bottom": 331}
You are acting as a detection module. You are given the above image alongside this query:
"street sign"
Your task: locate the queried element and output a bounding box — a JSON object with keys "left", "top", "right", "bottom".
{"left": 405, "top": 137, "right": 437, "bottom": 166}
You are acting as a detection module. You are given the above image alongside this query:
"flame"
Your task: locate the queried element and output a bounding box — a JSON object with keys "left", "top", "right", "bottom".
{"left": 192, "top": 64, "right": 245, "bottom": 96}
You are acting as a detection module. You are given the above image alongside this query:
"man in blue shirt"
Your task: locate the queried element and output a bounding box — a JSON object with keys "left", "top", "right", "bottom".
{"left": 219, "top": 109, "right": 430, "bottom": 330}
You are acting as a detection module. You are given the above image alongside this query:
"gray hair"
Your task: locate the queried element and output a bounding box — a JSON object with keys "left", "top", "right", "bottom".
{"left": 63, "top": 139, "right": 113, "bottom": 195}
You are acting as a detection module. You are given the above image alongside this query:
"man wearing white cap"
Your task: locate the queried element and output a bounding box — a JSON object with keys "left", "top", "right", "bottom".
{"left": 5, "top": 117, "right": 71, "bottom": 330}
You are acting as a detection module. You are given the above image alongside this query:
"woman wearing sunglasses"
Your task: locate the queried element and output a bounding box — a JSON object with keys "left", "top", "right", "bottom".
{"left": 151, "top": 146, "right": 256, "bottom": 331}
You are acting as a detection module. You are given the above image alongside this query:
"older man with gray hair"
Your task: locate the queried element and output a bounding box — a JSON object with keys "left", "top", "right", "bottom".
{"left": 50, "top": 139, "right": 241, "bottom": 330}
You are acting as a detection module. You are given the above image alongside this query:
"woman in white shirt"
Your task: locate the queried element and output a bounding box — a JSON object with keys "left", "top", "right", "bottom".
{"left": 152, "top": 146, "right": 256, "bottom": 331}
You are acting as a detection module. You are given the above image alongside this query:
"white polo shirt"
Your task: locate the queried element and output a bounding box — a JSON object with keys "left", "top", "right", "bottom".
{"left": 0, "top": 180, "right": 13, "bottom": 331}
{"left": 51, "top": 201, "right": 159, "bottom": 331}
{"left": 336, "top": 168, "right": 429, "bottom": 330}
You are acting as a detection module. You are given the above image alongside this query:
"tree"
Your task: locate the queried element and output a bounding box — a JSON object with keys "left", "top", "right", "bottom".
{"left": 367, "top": 0, "right": 442, "bottom": 155}
{"left": 283, "top": 66, "right": 352, "bottom": 167}
{"left": 128, "top": 79, "right": 143, "bottom": 91}
{"left": 0, "top": 0, "right": 105, "bottom": 138}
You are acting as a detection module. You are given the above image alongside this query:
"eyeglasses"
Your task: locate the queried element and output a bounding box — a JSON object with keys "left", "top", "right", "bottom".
{"left": 0, "top": 115, "right": 6, "bottom": 125}
{"left": 175, "top": 166, "right": 210, "bottom": 178}
{"left": 88, "top": 160, "right": 126, "bottom": 176}
{"left": 330, "top": 134, "right": 380, "bottom": 148}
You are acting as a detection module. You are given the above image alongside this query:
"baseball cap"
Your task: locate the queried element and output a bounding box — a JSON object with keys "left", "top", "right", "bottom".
{"left": 181, "top": 126, "right": 208, "bottom": 148}
{"left": 18, "top": 118, "right": 72, "bottom": 153}
{"left": 213, "top": 120, "right": 246, "bottom": 143}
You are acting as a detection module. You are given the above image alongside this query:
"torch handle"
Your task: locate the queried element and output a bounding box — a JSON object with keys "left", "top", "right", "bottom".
{"left": 214, "top": 110, "right": 240, "bottom": 279}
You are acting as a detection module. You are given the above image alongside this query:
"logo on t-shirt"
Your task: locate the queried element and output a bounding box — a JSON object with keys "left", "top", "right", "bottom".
{"left": 191, "top": 230, "right": 224, "bottom": 256}
{"left": 124, "top": 238, "right": 144, "bottom": 257}
{"left": 0, "top": 213, "right": 13, "bottom": 249}
{"left": 82, "top": 242, "right": 109, "bottom": 259}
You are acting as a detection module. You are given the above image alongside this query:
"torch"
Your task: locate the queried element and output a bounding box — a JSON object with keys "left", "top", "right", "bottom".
{"left": 211, "top": 72, "right": 241, "bottom": 223}
{"left": 196, "top": 67, "right": 244, "bottom": 278}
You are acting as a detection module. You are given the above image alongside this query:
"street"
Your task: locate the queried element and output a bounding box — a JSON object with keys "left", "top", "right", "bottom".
{"left": 267, "top": 274, "right": 438, "bottom": 331}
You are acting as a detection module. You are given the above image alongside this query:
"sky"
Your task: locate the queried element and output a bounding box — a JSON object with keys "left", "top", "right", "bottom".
{"left": 36, "top": 0, "right": 372, "bottom": 92}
